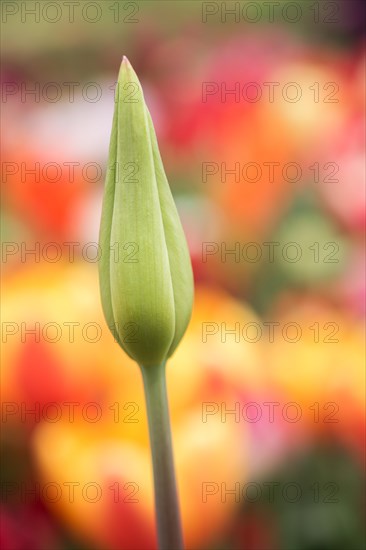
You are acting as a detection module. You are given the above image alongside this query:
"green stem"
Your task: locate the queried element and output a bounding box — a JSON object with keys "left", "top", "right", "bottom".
{"left": 140, "top": 362, "right": 184, "bottom": 550}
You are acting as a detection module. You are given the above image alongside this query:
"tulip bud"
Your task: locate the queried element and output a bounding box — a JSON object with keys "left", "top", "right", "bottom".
{"left": 99, "top": 57, "right": 194, "bottom": 367}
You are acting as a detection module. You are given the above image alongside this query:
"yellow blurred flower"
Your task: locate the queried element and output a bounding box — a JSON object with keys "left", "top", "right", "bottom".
{"left": 2, "top": 262, "right": 265, "bottom": 548}
{"left": 265, "top": 295, "right": 365, "bottom": 453}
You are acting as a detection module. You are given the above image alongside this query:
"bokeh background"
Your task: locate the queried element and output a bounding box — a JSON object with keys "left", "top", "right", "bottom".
{"left": 1, "top": 1, "right": 365, "bottom": 549}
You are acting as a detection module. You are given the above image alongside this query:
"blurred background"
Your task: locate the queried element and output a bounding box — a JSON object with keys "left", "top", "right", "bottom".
{"left": 1, "top": 1, "right": 365, "bottom": 549}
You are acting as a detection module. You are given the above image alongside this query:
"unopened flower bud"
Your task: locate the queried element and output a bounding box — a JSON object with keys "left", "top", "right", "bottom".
{"left": 99, "top": 57, "right": 193, "bottom": 367}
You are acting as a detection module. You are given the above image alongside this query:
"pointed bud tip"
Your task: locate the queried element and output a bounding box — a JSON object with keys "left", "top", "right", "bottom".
{"left": 118, "top": 56, "right": 136, "bottom": 84}
{"left": 122, "top": 55, "right": 131, "bottom": 66}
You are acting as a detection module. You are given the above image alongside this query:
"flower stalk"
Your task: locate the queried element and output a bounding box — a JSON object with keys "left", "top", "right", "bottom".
{"left": 141, "top": 362, "right": 183, "bottom": 550}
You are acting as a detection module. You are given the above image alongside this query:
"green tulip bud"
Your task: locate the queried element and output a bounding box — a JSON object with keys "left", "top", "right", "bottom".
{"left": 99, "top": 57, "right": 194, "bottom": 368}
